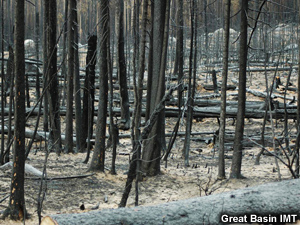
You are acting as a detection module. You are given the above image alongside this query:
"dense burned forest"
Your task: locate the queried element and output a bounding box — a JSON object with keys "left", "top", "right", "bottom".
{"left": 0, "top": 0, "right": 300, "bottom": 224}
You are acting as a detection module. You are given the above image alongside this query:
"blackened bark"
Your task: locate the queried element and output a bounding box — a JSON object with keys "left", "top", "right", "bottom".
{"left": 107, "top": 15, "right": 117, "bottom": 175}
{"left": 116, "top": 0, "right": 130, "bottom": 130}
{"left": 218, "top": 0, "right": 231, "bottom": 180}
{"left": 35, "top": 0, "right": 40, "bottom": 100}
{"left": 230, "top": 0, "right": 248, "bottom": 179}
{"left": 131, "top": 0, "right": 140, "bottom": 147}
{"left": 212, "top": 70, "right": 218, "bottom": 94}
{"left": 25, "top": 69, "right": 30, "bottom": 107}
{"left": 4, "top": 0, "right": 26, "bottom": 219}
{"left": 65, "top": 0, "right": 75, "bottom": 153}
{"left": 5, "top": 46, "right": 13, "bottom": 93}
{"left": 176, "top": 0, "right": 184, "bottom": 109}
{"left": 141, "top": 0, "right": 167, "bottom": 177}
{"left": 145, "top": 1, "right": 154, "bottom": 122}
{"left": 61, "top": 0, "right": 68, "bottom": 107}
{"left": 1, "top": 0, "right": 5, "bottom": 165}
{"left": 82, "top": 35, "right": 97, "bottom": 153}
{"left": 47, "top": 0, "right": 62, "bottom": 154}
{"left": 119, "top": 0, "right": 149, "bottom": 207}
{"left": 89, "top": 0, "right": 109, "bottom": 172}
{"left": 74, "top": 0, "right": 83, "bottom": 153}
{"left": 43, "top": 0, "right": 49, "bottom": 133}
{"left": 183, "top": 0, "right": 196, "bottom": 167}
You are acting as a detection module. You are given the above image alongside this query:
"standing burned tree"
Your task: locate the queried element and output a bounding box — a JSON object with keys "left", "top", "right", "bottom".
{"left": 119, "top": 0, "right": 149, "bottom": 208}
{"left": 218, "top": 0, "right": 231, "bottom": 180}
{"left": 175, "top": 0, "right": 184, "bottom": 110}
{"left": 89, "top": 0, "right": 109, "bottom": 172}
{"left": 116, "top": 0, "right": 130, "bottom": 130}
{"left": 65, "top": 0, "right": 76, "bottom": 153}
{"left": 142, "top": 0, "right": 167, "bottom": 176}
{"left": 82, "top": 35, "right": 97, "bottom": 161}
{"left": 183, "top": 0, "right": 197, "bottom": 167}
{"left": 74, "top": 0, "right": 83, "bottom": 153}
{"left": 3, "top": 0, "right": 27, "bottom": 220}
{"left": 46, "top": 0, "right": 62, "bottom": 154}
{"left": 230, "top": 0, "right": 248, "bottom": 179}
{"left": 1, "top": 0, "right": 5, "bottom": 165}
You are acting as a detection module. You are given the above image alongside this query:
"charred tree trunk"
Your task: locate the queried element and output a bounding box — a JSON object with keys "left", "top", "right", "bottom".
{"left": 25, "top": 69, "right": 30, "bottom": 108}
{"left": 35, "top": 0, "right": 40, "bottom": 100}
{"left": 145, "top": 1, "right": 154, "bottom": 122}
{"left": 176, "top": 0, "right": 184, "bottom": 110}
{"left": 107, "top": 14, "right": 117, "bottom": 175}
{"left": 43, "top": 0, "right": 49, "bottom": 133}
{"left": 65, "top": 0, "right": 76, "bottom": 153}
{"left": 61, "top": 0, "right": 68, "bottom": 107}
{"left": 141, "top": 0, "right": 167, "bottom": 177}
{"left": 89, "top": 0, "right": 109, "bottom": 172}
{"left": 130, "top": 0, "right": 140, "bottom": 148}
{"left": 212, "top": 70, "right": 218, "bottom": 94}
{"left": 47, "top": 0, "right": 62, "bottom": 154}
{"left": 218, "top": 0, "right": 231, "bottom": 180}
{"left": 116, "top": 0, "right": 130, "bottom": 130}
{"left": 119, "top": 0, "right": 148, "bottom": 208}
{"left": 82, "top": 35, "right": 97, "bottom": 154}
{"left": 183, "top": 0, "right": 196, "bottom": 167}
{"left": 3, "top": 0, "right": 26, "bottom": 219}
{"left": 230, "top": 0, "right": 248, "bottom": 179}
{"left": 74, "top": 1, "right": 83, "bottom": 153}
{"left": 0, "top": 0, "right": 5, "bottom": 165}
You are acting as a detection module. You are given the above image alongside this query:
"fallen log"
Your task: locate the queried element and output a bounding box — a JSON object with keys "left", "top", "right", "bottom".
{"left": 0, "top": 162, "right": 43, "bottom": 177}
{"left": 41, "top": 179, "right": 300, "bottom": 225}
{"left": 3, "top": 104, "right": 298, "bottom": 119}
{"left": 232, "top": 66, "right": 298, "bottom": 72}
{"left": 246, "top": 88, "right": 296, "bottom": 101}
{"left": 1, "top": 125, "right": 217, "bottom": 147}
{"left": 203, "top": 84, "right": 236, "bottom": 91}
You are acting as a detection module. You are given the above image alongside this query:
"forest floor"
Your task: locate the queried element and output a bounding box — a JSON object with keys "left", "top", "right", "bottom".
{"left": 1, "top": 68, "right": 299, "bottom": 224}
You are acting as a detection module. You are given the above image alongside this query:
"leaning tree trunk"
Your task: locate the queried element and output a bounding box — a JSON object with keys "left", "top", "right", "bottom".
{"left": 218, "top": 0, "right": 231, "bottom": 180}
{"left": 3, "top": 0, "right": 26, "bottom": 219}
{"left": 119, "top": 0, "right": 148, "bottom": 208}
{"left": 89, "top": 0, "right": 109, "bottom": 172}
{"left": 230, "top": 0, "right": 248, "bottom": 179}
